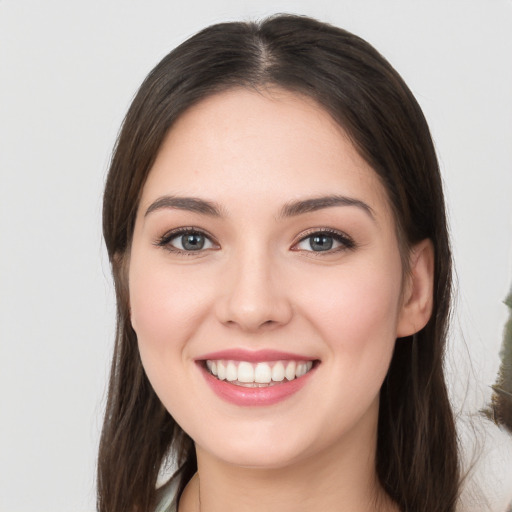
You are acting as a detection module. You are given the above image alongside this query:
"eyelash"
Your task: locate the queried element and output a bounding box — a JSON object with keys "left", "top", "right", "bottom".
{"left": 154, "top": 227, "right": 356, "bottom": 255}
{"left": 155, "top": 227, "right": 218, "bottom": 255}
{"left": 292, "top": 228, "right": 356, "bottom": 254}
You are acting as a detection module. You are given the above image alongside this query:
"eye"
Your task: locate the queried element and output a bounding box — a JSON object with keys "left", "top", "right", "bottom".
{"left": 155, "top": 228, "right": 217, "bottom": 253}
{"left": 293, "top": 230, "right": 355, "bottom": 253}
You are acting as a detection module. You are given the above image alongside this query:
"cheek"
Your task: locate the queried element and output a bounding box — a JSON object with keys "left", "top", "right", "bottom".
{"left": 300, "top": 257, "right": 403, "bottom": 364}
{"left": 128, "top": 256, "right": 215, "bottom": 421}
{"left": 295, "top": 259, "right": 403, "bottom": 434}
{"left": 128, "top": 254, "right": 214, "bottom": 375}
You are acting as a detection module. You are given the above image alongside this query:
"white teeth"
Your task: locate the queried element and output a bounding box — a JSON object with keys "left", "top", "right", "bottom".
{"left": 296, "top": 361, "right": 313, "bottom": 377}
{"left": 226, "top": 361, "right": 237, "bottom": 381}
{"left": 296, "top": 363, "right": 306, "bottom": 378}
{"left": 205, "top": 359, "right": 315, "bottom": 385}
{"left": 271, "top": 362, "right": 285, "bottom": 382}
{"left": 217, "top": 361, "right": 226, "bottom": 380}
{"left": 237, "top": 361, "right": 255, "bottom": 383}
{"left": 254, "top": 362, "right": 272, "bottom": 383}
{"left": 285, "top": 361, "right": 296, "bottom": 380}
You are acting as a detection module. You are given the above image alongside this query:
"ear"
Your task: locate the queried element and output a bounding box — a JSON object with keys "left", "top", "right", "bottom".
{"left": 396, "top": 239, "right": 435, "bottom": 337}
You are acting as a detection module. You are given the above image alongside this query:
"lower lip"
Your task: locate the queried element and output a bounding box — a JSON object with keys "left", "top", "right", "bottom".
{"left": 199, "top": 364, "right": 315, "bottom": 406}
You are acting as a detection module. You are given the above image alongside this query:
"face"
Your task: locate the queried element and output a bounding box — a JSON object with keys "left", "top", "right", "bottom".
{"left": 128, "top": 88, "right": 412, "bottom": 469}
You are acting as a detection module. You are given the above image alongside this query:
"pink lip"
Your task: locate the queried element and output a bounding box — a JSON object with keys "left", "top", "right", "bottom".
{"left": 197, "top": 348, "right": 314, "bottom": 363}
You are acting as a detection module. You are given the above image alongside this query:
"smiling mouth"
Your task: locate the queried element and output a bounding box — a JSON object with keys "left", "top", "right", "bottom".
{"left": 204, "top": 359, "right": 315, "bottom": 387}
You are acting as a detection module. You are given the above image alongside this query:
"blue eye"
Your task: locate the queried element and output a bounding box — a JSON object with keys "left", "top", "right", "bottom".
{"left": 294, "top": 230, "right": 354, "bottom": 252}
{"left": 156, "top": 229, "right": 216, "bottom": 253}
{"left": 308, "top": 234, "right": 334, "bottom": 251}
{"left": 178, "top": 232, "right": 208, "bottom": 250}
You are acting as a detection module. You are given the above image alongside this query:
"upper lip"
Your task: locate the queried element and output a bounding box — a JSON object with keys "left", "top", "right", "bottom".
{"left": 196, "top": 349, "right": 316, "bottom": 363}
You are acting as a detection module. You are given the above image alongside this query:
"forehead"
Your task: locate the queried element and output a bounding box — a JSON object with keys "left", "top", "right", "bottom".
{"left": 139, "top": 88, "right": 392, "bottom": 220}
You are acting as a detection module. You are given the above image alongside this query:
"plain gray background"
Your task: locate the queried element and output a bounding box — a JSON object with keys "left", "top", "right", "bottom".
{"left": 1, "top": 1, "right": 511, "bottom": 510}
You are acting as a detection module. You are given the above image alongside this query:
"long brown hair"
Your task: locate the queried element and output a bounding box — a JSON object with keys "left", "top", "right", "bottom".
{"left": 99, "top": 14, "right": 459, "bottom": 512}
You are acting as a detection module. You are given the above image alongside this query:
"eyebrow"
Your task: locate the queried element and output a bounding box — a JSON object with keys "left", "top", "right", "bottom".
{"left": 145, "top": 196, "right": 223, "bottom": 218}
{"left": 144, "top": 194, "right": 375, "bottom": 220}
{"left": 279, "top": 195, "right": 375, "bottom": 220}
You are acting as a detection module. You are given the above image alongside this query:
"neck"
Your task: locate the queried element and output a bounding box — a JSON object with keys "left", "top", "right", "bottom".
{"left": 178, "top": 411, "right": 398, "bottom": 512}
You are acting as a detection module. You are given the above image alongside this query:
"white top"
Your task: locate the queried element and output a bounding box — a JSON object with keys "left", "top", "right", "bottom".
{"left": 154, "top": 477, "right": 179, "bottom": 512}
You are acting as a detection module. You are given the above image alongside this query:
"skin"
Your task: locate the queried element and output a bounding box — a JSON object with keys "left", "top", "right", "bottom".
{"left": 128, "top": 88, "right": 434, "bottom": 512}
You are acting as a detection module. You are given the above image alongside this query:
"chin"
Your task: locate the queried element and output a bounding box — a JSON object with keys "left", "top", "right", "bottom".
{"left": 193, "top": 420, "right": 323, "bottom": 470}
{"left": 204, "top": 444, "right": 307, "bottom": 470}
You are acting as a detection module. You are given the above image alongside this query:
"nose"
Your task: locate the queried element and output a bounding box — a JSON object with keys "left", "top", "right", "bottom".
{"left": 215, "top": 249, "right": 293, "bottom": 332}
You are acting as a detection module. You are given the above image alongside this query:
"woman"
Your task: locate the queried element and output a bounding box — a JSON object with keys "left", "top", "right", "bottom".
{"left": 98, "top": 14, "right": 459, "bottom": 512}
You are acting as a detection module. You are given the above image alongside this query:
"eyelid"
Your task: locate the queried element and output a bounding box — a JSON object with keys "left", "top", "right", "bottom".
{"left": 154, "top": 226, "right": 219, "bottom": 254}
{"left": 291, "top": 228, "right": 356, "bottom": 252}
